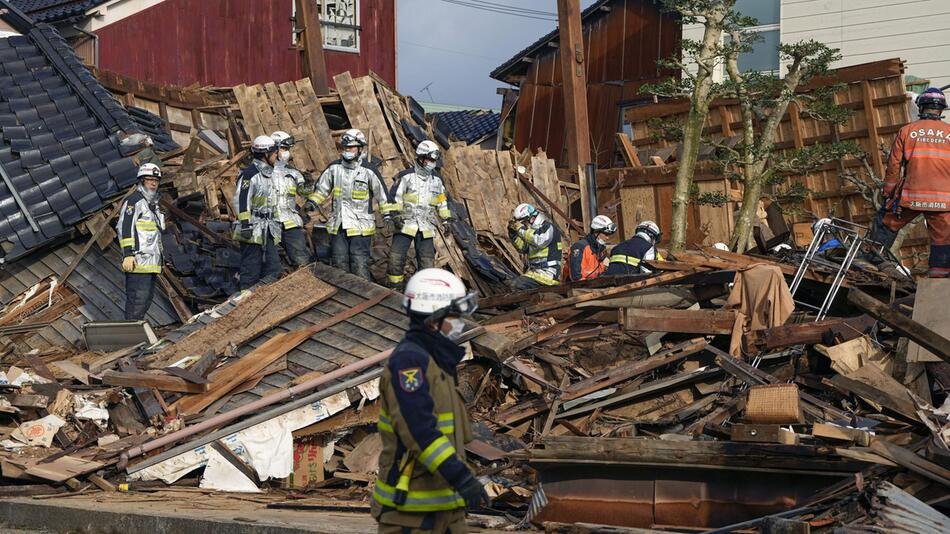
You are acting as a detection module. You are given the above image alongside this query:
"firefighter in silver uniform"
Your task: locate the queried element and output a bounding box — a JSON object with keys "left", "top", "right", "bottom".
{"left": 271, "top": 131, "right": 316, "bottom": 268}
{"left": 117, "top": 163, "right": 166, "bottom": 320}
{"left": 233, "top": 135, "right": 283, "bottom": 290}
{"left": 311, "top": 128, "right": 395, "bottom": 280}
{"left": 385, "top": 140, "right": 453, "bottom": 289}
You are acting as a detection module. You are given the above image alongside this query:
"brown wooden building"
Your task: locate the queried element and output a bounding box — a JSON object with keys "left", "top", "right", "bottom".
{"left": 491, "top": 0, "right": 680, "bottom": 167}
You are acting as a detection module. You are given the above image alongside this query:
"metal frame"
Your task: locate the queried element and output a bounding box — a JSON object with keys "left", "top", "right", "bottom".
{"left": 789, "top": 218, "right": 871, "bottom": 321}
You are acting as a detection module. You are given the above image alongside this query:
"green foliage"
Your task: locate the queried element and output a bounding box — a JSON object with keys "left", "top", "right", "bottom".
{"left": 647, "top": 117, "right": 685, "bottom": 143}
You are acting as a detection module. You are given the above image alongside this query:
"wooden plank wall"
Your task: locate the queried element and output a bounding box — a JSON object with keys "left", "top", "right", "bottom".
{"left": 618, "top": 58, "right": 929, "bottom": 269}
{"left": 511, "top": 0, "right": 680, "bottom": 167}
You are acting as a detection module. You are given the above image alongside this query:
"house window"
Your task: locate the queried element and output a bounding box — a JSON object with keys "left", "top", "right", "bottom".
{"left": 318, "top": 0, "right": 359, "bottom": 53}
{"left": 733, "top": 0, "right": 780, "bottom": 74}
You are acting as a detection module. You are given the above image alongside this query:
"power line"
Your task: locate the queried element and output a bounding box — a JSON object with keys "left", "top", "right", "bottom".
{"left": 438, "top": 0, "right": 558, "bottom": 21}
{"left": 399, "top": 39, "right": 505, "bottom": 62}
{"left": 474, "top": 0, "right": 558, "bottom": 16}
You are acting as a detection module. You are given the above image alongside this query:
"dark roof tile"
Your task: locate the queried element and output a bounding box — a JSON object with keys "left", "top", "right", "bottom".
{"left": 430, "top": 109, "right": 501, "bottom": 144}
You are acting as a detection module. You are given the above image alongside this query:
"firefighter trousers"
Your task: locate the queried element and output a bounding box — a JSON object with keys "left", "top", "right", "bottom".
{"left": 281, "top": 226, "right": 312, "bottom": 268}
{"left": 386, "top": 233, "right": 436, "bottom": 288}
{"left": 376, "top": 508, "right": 467, "bottom": 534}
{"left": 124, "top": 272, "right": 157, "bottom": 321}
{"left": 239, "top": 232, "right": 281, "bottom": 290}
{"left": 872, "top": 208, "right": 950, "bottom": 277}
{"left": 331, "top": 232, "right": 372, "bottom": 280}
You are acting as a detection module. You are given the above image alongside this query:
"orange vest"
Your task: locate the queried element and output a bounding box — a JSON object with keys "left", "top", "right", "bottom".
{"left": 885, "top": 118, "right": 950, "bottom": 211}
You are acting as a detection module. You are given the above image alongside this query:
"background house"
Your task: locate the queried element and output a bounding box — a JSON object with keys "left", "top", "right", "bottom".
{"left": 682, "top": 0, "right": 950, "bottom": 90}
{"left": 490, "top": 0, "right": 680, "bottom": 167}
{"left": 10, "top": 0, "right": 397, "bottom": 89}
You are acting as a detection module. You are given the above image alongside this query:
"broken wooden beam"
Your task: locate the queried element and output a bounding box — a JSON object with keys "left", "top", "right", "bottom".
{"left": 848, "top": 288, "right": 950, "bottom": 363}
{"left": 621, "top": 308, "right": 736, "bottom": 335}
{"left": 101, "top": 371, "right": 210, "bottom": 394}
{"left": 525, "top": 270, "right": 698, "bottom": 315}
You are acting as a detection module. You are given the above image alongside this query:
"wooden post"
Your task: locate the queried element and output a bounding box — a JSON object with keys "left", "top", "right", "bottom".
{"left": 296, "top": 0, "right": 330, "bottom": 95}
{"left": 556, "top": 0, "right": 592, "bottom": 227}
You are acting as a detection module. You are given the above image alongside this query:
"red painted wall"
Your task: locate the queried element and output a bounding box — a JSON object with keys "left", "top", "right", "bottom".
{"left": 95, "top": 0, "right": 396, "bottom": 89}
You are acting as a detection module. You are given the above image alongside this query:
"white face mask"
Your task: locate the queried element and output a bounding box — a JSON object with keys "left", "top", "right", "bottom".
{"left": 342, "top": 150, "right": 358, "bottom": 162}
{"left": 442, "top": 317, "right": 466, "bottom": 342}
{"left": 597, "top": 238, "right": 608, "bottom": 246}
{"left": 424, "top": 161, "right": 437, "bottom": 172}
{"left": 278, "top": 150, "right": 291, "bottom": 163}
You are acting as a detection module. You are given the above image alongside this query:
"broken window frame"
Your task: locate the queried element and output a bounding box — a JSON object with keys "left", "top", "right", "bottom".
{"left": 291, "top": 0, "right": 361, "bottom": 54}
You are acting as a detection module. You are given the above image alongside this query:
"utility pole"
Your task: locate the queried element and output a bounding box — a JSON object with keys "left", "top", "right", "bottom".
{"left": 296, "top": 0, "right": 330, "bottom": 95}
{"left": 556, "top": 0, "right": 593, "bottom": 227}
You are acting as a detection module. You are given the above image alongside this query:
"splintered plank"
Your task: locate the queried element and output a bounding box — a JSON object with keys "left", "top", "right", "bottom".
{"left": 142, "top": 268, "right": 337, "bottom": 368}
{"left": 101, "top": 371, "right": 209, "bottom": 393}
{"left": 233, "top": 84, "right": 265, "bottom": 138}
{"left": 251, "top": 84, "right": 278, "bottom": 134}
{"left": 622, "top": 308, "right": 738, "bottom": 335}
{"left": 264, "top": 82, "right": 293, "bottom": 128}
{"left": 295, "top": 78, "right": 336, "bottom": 171}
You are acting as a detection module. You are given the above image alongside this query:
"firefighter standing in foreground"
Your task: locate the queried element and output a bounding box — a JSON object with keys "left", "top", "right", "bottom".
{"left": 117, "top": 163, "right": 166, "bottom": 320}
{"left": 233, "top": 135, "right": 283, "bottom": 290}
{"left": 372, "top": 268, "right": 489, "bottom": 533}
{"left": 271, "top": 131, "right": 316, "bottom": 268}
{"left": 871, "top": 87, "right": 950, "bottom": 277}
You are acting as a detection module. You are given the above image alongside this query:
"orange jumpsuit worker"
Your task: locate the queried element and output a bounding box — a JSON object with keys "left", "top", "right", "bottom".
{"left": 871, "top": 87, "right": 950, "bottom": 277}
{"left": 565, "top": 215, "right": 616, "bottom": 281}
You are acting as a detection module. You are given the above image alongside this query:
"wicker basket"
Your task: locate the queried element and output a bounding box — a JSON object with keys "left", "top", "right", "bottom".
{"left": 744, "top": 383, "right": 804, "bottom": 424}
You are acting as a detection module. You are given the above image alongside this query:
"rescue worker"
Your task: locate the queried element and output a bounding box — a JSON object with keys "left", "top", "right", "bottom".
{"left": 311, "top": 128, "right": 395, "bottom": 280}
{"left": 508, "top": 203, "right": 563, "bottom": 290}
{"left": 870, "top": 87, "right": 950, "bottom": 277}
{"left": 605, "top": 220, "right": 663, "bottom": 276}
{"left": 234, "top": 135, "right": 282, "bottom": 290}
{"left": 372, "top": 268, "right": 489, "bottom": 533}
{"left": 386, "top": 140, "right": 453, "bottom": 289}
{"left": 565, "top": 215, "right": 616, "bottom": 281}
{"left": 117, "top": 163, "right": 166, "bottom": 320}
{"left": 271, "top": 131, "right": 316, "bottom": 268}
{"left": 133, "top": 136, "right": 161, "bottom": 167}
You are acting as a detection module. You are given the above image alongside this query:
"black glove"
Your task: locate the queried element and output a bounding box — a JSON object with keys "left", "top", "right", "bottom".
{"left": 457, "top": 474, "right": 490, "bottom": 509}
{"left": 441, "top": 217, "right": 454, "bottom": 233}
{"left": 304, "top": 200, "right": 318, "bottom": 212}
{"left": 239, "top": 226, "right": 253, "bottom": 240}
{"left": 383, "top": 216, "right": 396, "bottom": 233}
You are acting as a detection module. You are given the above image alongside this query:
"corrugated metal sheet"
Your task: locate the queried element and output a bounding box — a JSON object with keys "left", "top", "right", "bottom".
{"left": 840, "top": 481, "right": 950, "bottom": 534}
{"left": 0, "top": 239, "right": 178, "bottom": 350}
{"left": 92, "top": 0, "right": 396, "bottom": 89}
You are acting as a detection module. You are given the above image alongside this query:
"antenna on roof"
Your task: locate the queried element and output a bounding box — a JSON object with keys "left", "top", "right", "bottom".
{"left": 419, "top": 82, "right": 435, "bottom": 102}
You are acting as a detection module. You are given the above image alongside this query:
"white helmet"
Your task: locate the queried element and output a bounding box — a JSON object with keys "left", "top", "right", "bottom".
{"left": 512, "top": 203, "right": 538, "bottom": 222}
{"left": 251, "top": 135, "right": 277, "bottom": 156}
{"left": 712, "top": 242, "right": 729, "bottom": 251}
{"left": 341, "top": 128, "right": 367, "bottom": 148}
{"left": 403, "top": 268, "right": 477, "bottom": 317}
{"left": 137, "top": 163, "right": 162, "bottom": 180}
{"left": 812, "top": 217, "right": 832, "bottom": 233}
{"left": 271, "top": 131, "right": 295, "bottom": 148}
{"left": 416, "top": 140, "right": 441, "bottom": 160}
{"left": 636, "top": 220, "right": 661, "bottom": 242}
{"left": 590, "top": 215, "right": 616, "bottom": 235}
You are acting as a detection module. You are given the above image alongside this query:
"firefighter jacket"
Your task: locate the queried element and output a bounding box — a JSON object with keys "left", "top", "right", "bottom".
{"left": 117, "top": 184, "right": 166, "bottom": 274}
{"left": 566, "top": 233, "right": 608, "bottom": 281}
{"left": 390, "top": 165, "right": 452, "bottom": 239}
{"left": 885, "top": 117, "right": 950, "bottom": 211}
{"left": 312, "top": 159, "right": 395, "bottom": 236}
{"left": 373, "top": 319, "right": 474, "bottom": 513}
{"left": 509, "top": 212, "right": 563, "bottom": 286}
{"left": 232, "top": 159, "right": 282, "bottom": 245}
{"left": 273, "top": 161, "right": 318, "bottom": 230}
{"left": 605, "top": 233, "right": 659, "bottom": 276}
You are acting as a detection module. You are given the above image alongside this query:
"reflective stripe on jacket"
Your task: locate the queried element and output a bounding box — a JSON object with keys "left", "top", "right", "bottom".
{"left": 272, "top": 161, "right": 312, "bottom": 229}
{"left": 117, "top": 185, "right": 165, "bottom": 274}
{"left": 232, "top": 160, "right": 282, "bottom": 245}
{"left": 312, "top": 159, "right": 395, "bottom": 235}
{"left": 390, "top": 166, "right": 451, "bottom": 238}
{"left": 884, "top": 118, "right": 950, "bottom": 211}
{"left": 605, "top": 233, "right": 656, "bottom": 276}
{"left": 373, "top": 331, "right": 472, "bottom": 513}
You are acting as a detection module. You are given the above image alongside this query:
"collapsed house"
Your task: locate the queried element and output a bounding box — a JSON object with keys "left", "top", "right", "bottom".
{"left": 0, "top": 4, "right": 947, "bottom": 534}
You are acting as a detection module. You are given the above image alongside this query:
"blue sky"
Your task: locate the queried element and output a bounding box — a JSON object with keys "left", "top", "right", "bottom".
{"left": 396, "top": 0, "right": 597, "bottom": 109}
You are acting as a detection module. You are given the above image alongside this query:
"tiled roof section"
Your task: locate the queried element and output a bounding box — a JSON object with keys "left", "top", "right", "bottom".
{"left": 489, "top": 0, "right": 611, "bottom": 82}
{"left": 8, "top": 0, "right": 109, "bottom": 23}
{"left": 430, "top": 109, "right": 500, "bottom": 144}
{"left": 127, "top": 106, "right": 180, "bottom": 153}
{"left": 0, "top": 24, "right": 140, "bottom": 262}
{"left": 0, "top": 239, "right": 178, "bottom": 350}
